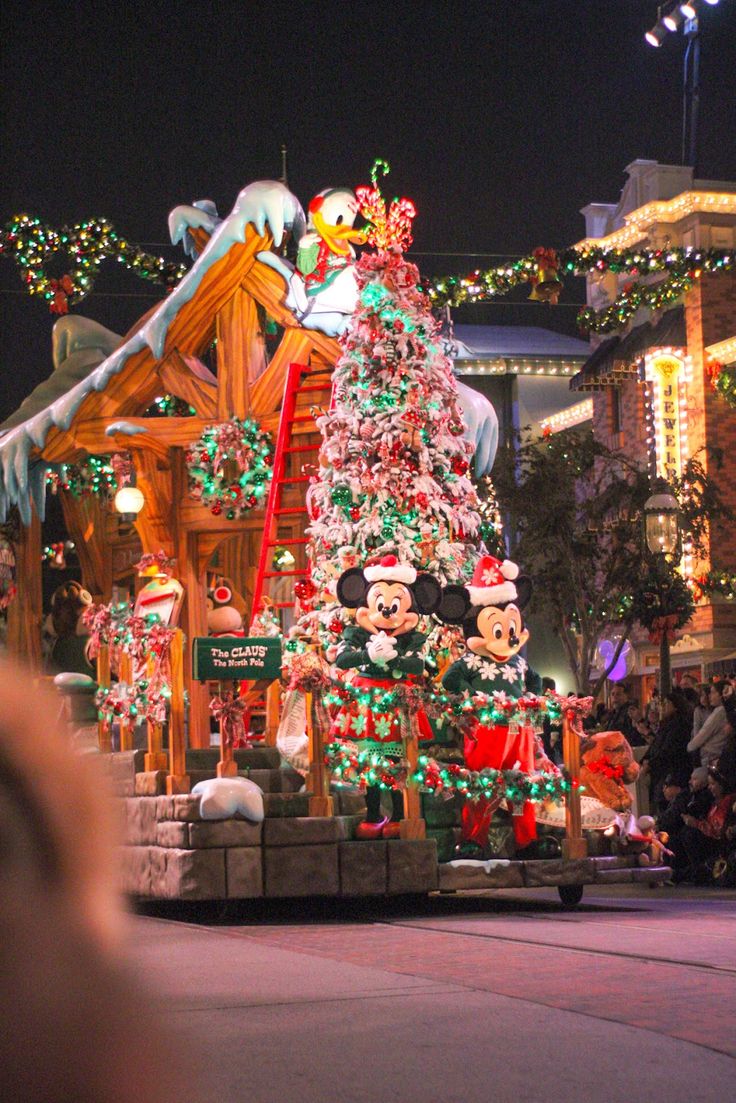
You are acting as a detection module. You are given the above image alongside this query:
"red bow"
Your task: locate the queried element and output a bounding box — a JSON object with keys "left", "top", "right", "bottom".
{"left": 586, "top": 756, "right": 625, "bottom": 781}
{"left": 648, "top": 614, "right": 679, "bottom": 644}
{"left": 49, "top": 274, "right": 74, "bottom": 315}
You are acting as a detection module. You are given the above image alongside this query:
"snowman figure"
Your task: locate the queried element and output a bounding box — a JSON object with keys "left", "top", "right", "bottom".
{"left": 260, "top": 187, "right": 366, "bottom": 337}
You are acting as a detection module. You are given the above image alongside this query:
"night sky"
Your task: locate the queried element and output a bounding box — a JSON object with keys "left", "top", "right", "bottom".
{"left": 2, "top": 0, "right": 735, "bottom": 422}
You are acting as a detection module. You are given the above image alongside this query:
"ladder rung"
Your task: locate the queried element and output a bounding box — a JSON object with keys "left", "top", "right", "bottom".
{"left": 299, "top": 383, "right": 330, "bottom": 394}
{"left": 263, "top": 569, "right": 307, "bottom": 578}
{"left": 274, "top": 507, "right": 307, "bottom": 516}
{"left": 266, "top": 537, "right": 308, "bottom": 546}
{"left": 284, "top": 444, "right": 320, "bottom": 454}
{"left": 273, "top": 601, "right": 296, "bottom": 608}
{"left": 279, "top": 475, "right": 310, "bottom": 484}
{"left": 290, "top": 414, "right": 316, "bottom": 424}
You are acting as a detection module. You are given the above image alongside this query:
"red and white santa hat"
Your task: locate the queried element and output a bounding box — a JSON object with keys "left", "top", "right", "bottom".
{"left": 467, "top": 555, "right": 520, "bottom": 607}
{"left": 364, "top": 554, "right": 417, "bottom": 585}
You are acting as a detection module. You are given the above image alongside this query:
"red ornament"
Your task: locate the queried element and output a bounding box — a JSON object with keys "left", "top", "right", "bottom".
{"left": 294, "top": 579, "right": 317, "bottom": 601}
{"left": 350, "top": 506, "right": 361, "bottom": 521}
{"left": 329, "top": 618, "right": 343, "bottom": 634}
{"left": 211, "top": 502, "right": 222, "bottom": 516}
{"left": 451, "top": 456, "right": 469, "bottom": 476}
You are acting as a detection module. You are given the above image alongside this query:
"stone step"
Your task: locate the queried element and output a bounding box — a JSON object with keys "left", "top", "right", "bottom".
{"left": 186, "top": 747, "right": 281, "bottom": 771}
{"left": 184, "top": 766, "right": 304, "bottom": 792}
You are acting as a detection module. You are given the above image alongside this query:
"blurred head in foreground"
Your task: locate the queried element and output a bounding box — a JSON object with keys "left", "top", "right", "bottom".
{"left": 0, "top": 660, "right": 191, "bottom": 1103}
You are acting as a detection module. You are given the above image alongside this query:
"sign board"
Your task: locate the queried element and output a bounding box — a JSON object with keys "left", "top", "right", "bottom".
{"left": 193, "top": 636, "right": 282, "bottom": 682}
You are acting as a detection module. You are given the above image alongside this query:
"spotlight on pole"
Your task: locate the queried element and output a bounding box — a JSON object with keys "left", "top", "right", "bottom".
{"left": 664, "top": 9, "right": 683, "bottom": 31}
{"left": 645, "top": 23, "right": 667, "bottom": 46}
{"left": 702, "top": 1, "right": 720, "bottom": 7}
{"left": 679, "top": 2, "right": 697, "bottom": 16}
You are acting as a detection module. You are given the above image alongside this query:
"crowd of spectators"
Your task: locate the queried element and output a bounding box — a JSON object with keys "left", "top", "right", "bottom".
{"left": 587, "top": 674, "right": 736, "bottom": 884}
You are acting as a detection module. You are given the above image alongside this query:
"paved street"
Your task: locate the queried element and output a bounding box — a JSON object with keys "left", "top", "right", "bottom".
{"left": 129, "top": 885, "right": 735, "bottom": 1103}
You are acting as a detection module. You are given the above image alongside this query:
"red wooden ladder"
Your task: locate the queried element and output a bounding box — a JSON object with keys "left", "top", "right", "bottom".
{"left": 250, "top": 360, "right": 331, "bottom": 626}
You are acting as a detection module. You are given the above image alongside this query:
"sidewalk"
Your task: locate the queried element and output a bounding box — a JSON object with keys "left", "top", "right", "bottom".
{"left": 128, "top": 886, "right": 735, "bottom": 1103}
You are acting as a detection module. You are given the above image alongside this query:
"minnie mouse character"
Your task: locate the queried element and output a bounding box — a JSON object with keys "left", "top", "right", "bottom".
{"left": 438, "top": 555, "right": 537, "bottom": 854}
{"left": 333, "top": 553, "right": 442, "bottom": 839}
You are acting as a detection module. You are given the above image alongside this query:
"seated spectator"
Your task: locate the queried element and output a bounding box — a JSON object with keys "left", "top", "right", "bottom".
{"left": 597, "top": 682, "right": 644, "bottom": 746}
{"left": 686, "top": 765, "right": 714, "bottom": 819}
{"left": 657, "top": 775, "right": 690, "bottom": 873}
{"left": 687, "top": 680, "right": 734, "bottom": 767}
{"left": 675, "top": 767, "right": 736, "bottom": 883}
{"left": 641, "top": 690, "right": 692, "bottom": 811}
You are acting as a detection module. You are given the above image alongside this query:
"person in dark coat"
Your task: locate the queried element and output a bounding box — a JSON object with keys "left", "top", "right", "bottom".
{"left": 597, "top": 682, "right": 644, "bottom": 746}
{"left": 656, "top": 775, "right": 690, "bottom": 873}
{"left": 640, "top": 690, "right": 692, "bottom": 812}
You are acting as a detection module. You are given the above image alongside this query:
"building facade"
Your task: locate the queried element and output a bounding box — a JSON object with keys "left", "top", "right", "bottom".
{"left": 573, "top": 160, "right": 736, "bottom": 689}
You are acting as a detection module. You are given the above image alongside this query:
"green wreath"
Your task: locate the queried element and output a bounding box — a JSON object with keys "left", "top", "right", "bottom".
{"left": 186, "top": 417, "right": 274, "bottom": 520}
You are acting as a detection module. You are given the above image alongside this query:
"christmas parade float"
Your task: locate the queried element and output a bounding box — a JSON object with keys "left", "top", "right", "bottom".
{"left": 0, "top": 164, "right": 673, "bottom": 904}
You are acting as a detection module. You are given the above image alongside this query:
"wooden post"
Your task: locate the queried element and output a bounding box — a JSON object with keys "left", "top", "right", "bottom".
{"left": 562, "top": 708, "right": 588, "bottom": 860}
{"left": 117, "top": 652, "right": 135, "bottom": 752}
{"left": 400, "top": 711, "right": 426, "bottom": 840}
{"left": 144, "top": 654, "right": 168, "bottom": 772}
{"left": 6, "top": 507, "right": 42, "bottom": 670}
{"left": 166, "top": 629, "right": 190, "bottom": 794}
{"left": 216, "top": 680, "right": 239, "bottom": 778}
{"left": 265, "top": 680, "right": 280, "bottom": 747}
{"left": 96, "top": 644, "right": 112, "bottom": 754}
{"left": 307, "top": 690, "right": 334, "bottom": 817}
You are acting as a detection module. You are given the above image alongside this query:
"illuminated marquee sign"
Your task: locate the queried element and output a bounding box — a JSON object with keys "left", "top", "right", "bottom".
{"left": 643, "top": 348, "right": 691, "bottom": 484}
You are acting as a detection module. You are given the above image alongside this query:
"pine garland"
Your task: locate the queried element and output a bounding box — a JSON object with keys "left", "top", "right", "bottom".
{"left": 0, "top": 214, "right": 186, "bottom": 313}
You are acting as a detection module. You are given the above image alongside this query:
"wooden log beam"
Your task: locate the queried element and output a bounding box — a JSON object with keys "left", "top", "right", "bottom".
{"left": 158, "top": 351, "right": 217, "bottom": 417}
{"left": 216, "top": 287, "right": 267, "bottom": 419}
{"left": 166, "top": 629, "right": 191, "bottom": 793}
{"left": 60, "top": 494, "right": 110, "bottom": 598}
{"left": 132, "top": 449, "right": 175, "bottom": 557}
{"left": 6, "top": 507, "right": 42, "bottom": 671}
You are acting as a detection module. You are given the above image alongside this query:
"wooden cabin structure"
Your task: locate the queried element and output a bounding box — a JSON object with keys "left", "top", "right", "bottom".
{"left": 3, "top": 219, "right": 340, "bottom": 746}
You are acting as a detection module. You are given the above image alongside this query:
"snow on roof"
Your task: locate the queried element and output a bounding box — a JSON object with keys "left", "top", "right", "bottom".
{"left": 452, "top": 325, "right": 590, "bottom": 360}
{"left": 0, "top": 180, "right": 305, "bottom": 524}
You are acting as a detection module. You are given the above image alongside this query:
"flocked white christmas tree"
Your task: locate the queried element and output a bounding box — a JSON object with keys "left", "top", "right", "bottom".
{"left": 298, "top": 164, "right": 481, "bottom": 651}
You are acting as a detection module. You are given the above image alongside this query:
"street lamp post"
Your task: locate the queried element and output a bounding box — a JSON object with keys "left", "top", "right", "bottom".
{"left": 643, "top": 480, "right": 681, "bottom": 696}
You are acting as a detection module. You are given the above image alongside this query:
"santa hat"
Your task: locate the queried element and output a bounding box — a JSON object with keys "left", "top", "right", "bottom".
{"left": 364, "top": 554, "right": 417, "bottom": 585}
{"left": 467, "top": 555, "right": 520, "bottom": 607}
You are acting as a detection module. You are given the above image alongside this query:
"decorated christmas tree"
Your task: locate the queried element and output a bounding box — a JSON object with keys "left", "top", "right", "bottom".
{"left": 301, "top": 166, "right": 481, "bottom": 649}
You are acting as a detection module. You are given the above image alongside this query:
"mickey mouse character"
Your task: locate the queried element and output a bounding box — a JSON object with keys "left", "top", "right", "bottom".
{"left": 438, "top": 555, "right": 537, "bottom": 853}
{"left": 333, "top": 553, "right": 442, "bottom": 839}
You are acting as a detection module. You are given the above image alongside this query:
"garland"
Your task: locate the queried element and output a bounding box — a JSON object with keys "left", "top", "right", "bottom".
{"left": 186, "top": 417, "right": 273, "bottom": 519}
{"left": 46, "top": 455, "right": 117, "bottom": 499}
{"left": 326, "top": 679, "right": 593, "bottom": 733}
{"left": 0, "top": 535, "right": 16, "bottom": 610}
{"left": 324, "top": 741, "right": 574, "bottom": 806}
{"left": 425, "top": 246, "right": 733, "bottom": 334}
{"left": 631, "top": 565, "right": 694, "bottom": 642}
{"left": 691, "top": 567, "right": 736, "bottom": 603}
{"left": 3, "top": 208, "right": 731, "bottom": 335}
{"left": 85, "top": 600, "right": 176, "bottom": 726}
{"left": 0, "top": 214, "right": 186, "bottom": 314}
{"left": 708, "top": 361, "right": 736, "bottom": 409}
{"left": 96, "top": 678, "right": 171, "bottom": 726}
{"left": 135, "top": 550, "right": 176, "bottom": 578}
